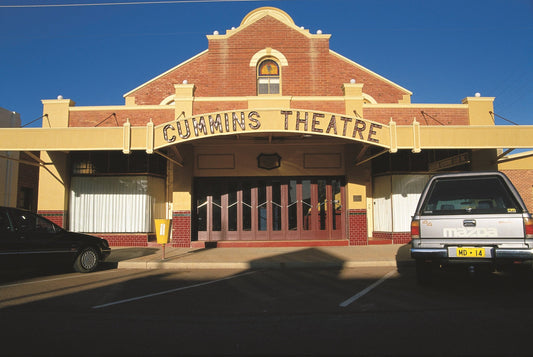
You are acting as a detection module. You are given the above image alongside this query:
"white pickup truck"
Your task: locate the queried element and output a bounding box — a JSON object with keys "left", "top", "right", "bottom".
{"left": 410, "top": 171, "right": 533, "bottom": 284}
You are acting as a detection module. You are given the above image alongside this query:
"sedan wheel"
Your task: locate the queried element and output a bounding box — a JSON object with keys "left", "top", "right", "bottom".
{"left": 74, "top": 247, "right": 99, "bottom": 273}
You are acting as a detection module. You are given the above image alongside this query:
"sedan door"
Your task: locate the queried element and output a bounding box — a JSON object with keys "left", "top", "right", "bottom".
{"left": 0, "top": 207, "right": 20, "bottom": 266}
{"left": 9, "top": 209, "right": 76, "bottom": 266}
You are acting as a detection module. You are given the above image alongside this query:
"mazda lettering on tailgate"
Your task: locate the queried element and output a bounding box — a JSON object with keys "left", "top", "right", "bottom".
{"left": 443, "top": 227, "right": 498, "bottom": 238}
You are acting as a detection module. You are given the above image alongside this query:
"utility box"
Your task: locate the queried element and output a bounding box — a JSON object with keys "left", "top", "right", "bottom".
{"left": 155, "top": 219, "right": 170, "bottom": 245}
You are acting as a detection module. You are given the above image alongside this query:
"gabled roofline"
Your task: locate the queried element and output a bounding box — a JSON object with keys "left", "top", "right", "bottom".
{"left": 330, "top": 50, "right": 412, "bottom": 95}
{"left": 123, "top": 49, "right": 208, "bottom": 98}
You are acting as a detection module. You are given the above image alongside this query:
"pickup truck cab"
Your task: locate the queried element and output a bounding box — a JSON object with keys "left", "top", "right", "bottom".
{"left": 410, "top": 171, "right": 533, "bottom": 284}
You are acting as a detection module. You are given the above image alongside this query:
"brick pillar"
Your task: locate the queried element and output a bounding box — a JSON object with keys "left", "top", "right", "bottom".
{"left": 171, "top": 210, "right": 191, "bottom": 247}
{"left": 348, "top": 209, "right": 368, "bottom": 245}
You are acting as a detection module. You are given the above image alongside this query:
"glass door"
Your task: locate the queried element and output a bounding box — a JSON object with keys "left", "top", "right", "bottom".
{"left": 194, "top": 177, "right": 345, "bottom": 241}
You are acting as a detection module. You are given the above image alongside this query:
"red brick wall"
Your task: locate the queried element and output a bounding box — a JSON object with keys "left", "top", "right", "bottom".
{"left": 373, "top": 231, "right": 411, "bottom": 244}
{"left": 69, "top": 108, "right": 174, "bottom": 127}
{"left": 171, "top": 210, "right": 191, "bottom": 247}
{"left": 38, "top": 210, "right": 66, "bottom": 228}
{"left": 364, "top": 107, "right": 469, "bottom": 126}
{"left": 327, "top": 54, "right": 407, "bottom": 103}
{"left": 348, "top": 209, "right": 368, "bottom": 245}
{"left": 205, "top": 17, "right": 331, "bottom": 97}
{"left": 96, "top": 234, "right": 149, "bottom": 247}
{"left": 126, "top": 15, "right": 410, "bottom": 110}
{"left": 193, "top": 101, "right": 248, "bottom": 115}
{"left": 291, "top": 100, "right": 345, "bottom": 113}
{"left": 501, "top": 169, "right": 533, "bottom": 212}
{"left": 131, "top": 53, "right": 210, "bottom": 105}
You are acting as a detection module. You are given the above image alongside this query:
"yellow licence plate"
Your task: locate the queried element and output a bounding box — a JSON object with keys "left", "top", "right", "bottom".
{"left": 456, "top": 247, "right": 485, "bottom": 258}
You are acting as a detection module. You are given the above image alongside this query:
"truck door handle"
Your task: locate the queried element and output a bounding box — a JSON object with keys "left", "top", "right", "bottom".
{"left": 463, "top": 220, "right": 476, "bottom": 227}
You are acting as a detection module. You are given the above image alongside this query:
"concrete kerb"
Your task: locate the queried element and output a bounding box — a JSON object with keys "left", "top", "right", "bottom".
{"left": 118, "top": 261, "right": 399, "bottom": 270}
{"left": 112, "top": 244, "right": 413, "bottom": 270}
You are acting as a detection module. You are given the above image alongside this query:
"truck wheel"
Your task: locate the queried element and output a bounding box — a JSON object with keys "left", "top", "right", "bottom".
{"left": 416, "top": 259, "right": 432, "bottom": 285}
{"left": 73, "top": 247, "right": 99, "bottom": 273}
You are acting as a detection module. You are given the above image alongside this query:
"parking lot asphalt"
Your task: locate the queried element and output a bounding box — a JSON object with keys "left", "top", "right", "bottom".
{"left": 107, "top": 243, "right": 413, "bottom": 270}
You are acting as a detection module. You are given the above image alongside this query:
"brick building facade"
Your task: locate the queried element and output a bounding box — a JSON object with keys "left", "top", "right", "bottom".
{"left": 4, "top": 7, "right": 527, "bottom": 248}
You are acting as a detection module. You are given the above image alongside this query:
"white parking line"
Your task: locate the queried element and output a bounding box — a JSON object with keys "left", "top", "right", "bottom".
{"left": 339, "top": 269, "right": 396, "bottom": 307}
{"left": 92, "top": 270, "right": 257, "bottom": 309}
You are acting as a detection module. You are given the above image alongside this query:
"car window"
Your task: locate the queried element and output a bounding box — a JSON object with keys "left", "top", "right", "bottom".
{"left": 12, "top": 211, "right": 57, "bottom": 234}
{"left": 36, "top": 216, "right": 58, "bottom": 233}
{"left": 421, "top": 176, "right": 523, "bottom": 215}
{"left": 12, "top": 211, "right": 35, "bottom": 232}
{"left": 0, "top": 209, "right": 13, "bottom": 234}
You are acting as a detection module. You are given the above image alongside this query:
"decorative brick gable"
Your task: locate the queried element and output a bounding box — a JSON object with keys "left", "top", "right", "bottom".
{"left": 125, "top": 13, "right": 411, "bottom": 107}
{"left": 327, "top": 54, "right": 408, "bottom": 102}
{"left": 206, "top": 16, "right": 330, "bottom": 97}
{"left": 130, "top": 52, "right": 210, "bottom": 105}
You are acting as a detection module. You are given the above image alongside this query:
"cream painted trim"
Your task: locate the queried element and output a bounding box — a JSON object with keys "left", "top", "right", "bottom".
{"left": 207, "top": 7, "right": 330, "bottom": 41}
{"left": 330, "top": 50, "right": 412, "bottom": 96}
{"left": 123, "top": 119, "right": 131, "bottom": 154}
{"left": 42, "top": 99, "right": 75, "bottom": 106}
{"left": 363, "top": 93, "right": 377, "bottom": 104}
{"left": 194, "top": 96, "right": 249, "bottom": 102}
{"left": 146, "top": 120, "right": 154, "bottom": 154}
{"left": 364, "top": 103, "right": 467, "bottom": 109}
{"left": 412, "top": 120, "right": 421, "bottom": 153}
{"left": 503, "top": 150, "right": 533, "bottom": 160}
{"left": 498, "top": 151, "right": 533, "bottom": 168}
{"left": 241, "top": 7, "right": 295, "bottom": 26}
{"left": 70, "top": 105, "right": 174, "bottom": 111}
{"left": 160, "top": 94, "right": 175, "bottom": 106}
{"left": 123, "top": 49, "right": 208, "bottom": 98}
{"left": 1, "top": 120, "right": 533, "bottom": 152}
{"left": 291, "top": 96, "right": 345, "bottom": 101}
{"left": 68, "top": 101, "right": 466, "bottom": 112}
{"left": 249, "top": 48, "right": 288, "bottom": 67}
{"left": 194, "top": 96, "right": 346, "bottom": 102}
{"left": 389, "top": 120, "right": 397, "bottom": 153}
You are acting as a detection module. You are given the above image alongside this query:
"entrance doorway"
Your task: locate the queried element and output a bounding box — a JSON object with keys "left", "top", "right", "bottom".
{"left": 194, "top": 177, "right": 345, "bottom": 241}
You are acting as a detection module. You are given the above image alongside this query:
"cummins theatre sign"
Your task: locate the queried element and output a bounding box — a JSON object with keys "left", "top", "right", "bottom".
{"left": 159, "top": 109, "right": 385, "bottom": 146}
{"left": 1, "top": 108, "right": 531, "bottom": 153}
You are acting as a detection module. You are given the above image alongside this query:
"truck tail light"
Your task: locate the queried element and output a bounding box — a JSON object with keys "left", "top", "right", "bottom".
{"left": 411, "top": 220, "right": 420, "bottom": 239}
{"left": 524, "top": 217, "right": 533, "bottom": 239}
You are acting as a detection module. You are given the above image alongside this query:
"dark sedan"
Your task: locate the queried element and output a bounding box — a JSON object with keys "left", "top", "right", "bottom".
{"left": 0, "top": 206, "right": 111, "bottom": 273}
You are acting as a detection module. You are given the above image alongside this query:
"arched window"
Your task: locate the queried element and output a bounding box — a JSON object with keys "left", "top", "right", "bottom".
{"left": 257, "top": 59, "right": 280, "bottom": 94}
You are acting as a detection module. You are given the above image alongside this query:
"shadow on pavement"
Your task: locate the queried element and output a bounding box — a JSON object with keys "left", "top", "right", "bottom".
{"left": 105, "top": 247, "right": 159, "bottom": 263}
{"left": 248, "top": 247, "right": 346, "bottom": 269}
{"left": 396, "top": 242, "right": 414, "bottom": 273}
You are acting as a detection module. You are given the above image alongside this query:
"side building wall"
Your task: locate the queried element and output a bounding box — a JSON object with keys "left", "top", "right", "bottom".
{"left": 0, "top": 108, "right": 20, "bottom": 207}
{"left": 499, "top": 153, "right": 533, "bottom": 212}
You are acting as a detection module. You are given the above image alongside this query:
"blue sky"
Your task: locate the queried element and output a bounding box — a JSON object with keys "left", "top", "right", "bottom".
{"left": 1, "top": 0, "right": 532, "bottom": 128}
